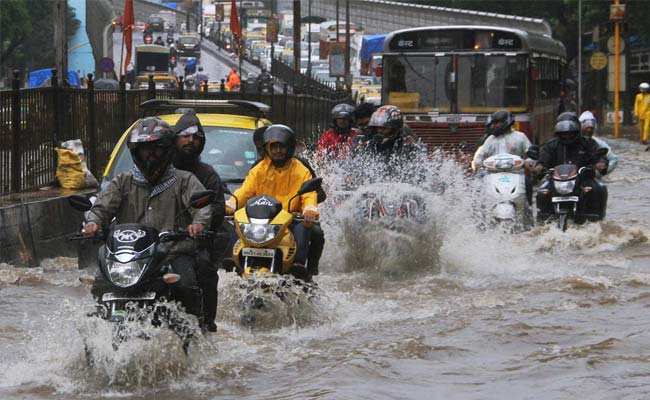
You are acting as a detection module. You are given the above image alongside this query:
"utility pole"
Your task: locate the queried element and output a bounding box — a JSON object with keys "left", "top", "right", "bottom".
{"left": 293, "top": 0, "right": 301, "bottom": 73}
{"left": 578, "top": 0, "right": 582, "bottom": 113}
{"left": 344, "top": 0, "right": 350, "bottom": 90}
{"left": 307, "top": 0, "right": 312, "bottom": 76}
{"left": 53, "top": 0, "right": 68, "bottom": 85}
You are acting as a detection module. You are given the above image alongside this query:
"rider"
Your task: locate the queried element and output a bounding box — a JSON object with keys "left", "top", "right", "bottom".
{"left": 195, "top": 67, "right": 209, "bottom": 86}
{"left": 227, "top": 125, "right": 321, "bottom": 279}
{"left": 367, "top": 105, "right": 422, "bottom": 159}
{"left": 316, "top": 103, "right": 359, "bottom": 159}
{"left": 154, "top": 36, "right": 165, "bottom": 46}
{"left": 173, "top": 111, "right": 225, "bottom": 332}
{"left": 83, "top": 117, "right": 211, "bottom": 321}
{"left": 257, "top": 67, "right": 273, "bottom": 92}
{"left": 350, "top": 102, "right": 377, "bottom": 148}
{"left": 471, "top": 110, "right": 531, "bottom": 170}
{"left": 534, "top": 119, "right": 609, "bottom": 222}
{"left": 579, "top": 111, "right": 618, "bottom": 175}
{"left": 226, "top": 68, "right": 240, "bottom": 91}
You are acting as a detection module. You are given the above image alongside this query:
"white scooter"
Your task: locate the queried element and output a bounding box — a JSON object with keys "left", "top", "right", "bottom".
{"left": 481, "top": 153, "right": 531, "bottom": 229}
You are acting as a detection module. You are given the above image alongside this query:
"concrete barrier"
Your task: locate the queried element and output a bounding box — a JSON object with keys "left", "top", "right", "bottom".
{"left": 0, "top": 189, "right": 92, "bottom": 267}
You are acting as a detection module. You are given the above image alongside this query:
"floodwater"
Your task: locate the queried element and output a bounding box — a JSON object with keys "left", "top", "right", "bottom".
{"left": 1, "top": 138, "right": 650, "bottom": 400}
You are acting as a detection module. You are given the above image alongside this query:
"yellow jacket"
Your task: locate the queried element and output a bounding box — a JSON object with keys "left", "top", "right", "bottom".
{"left": 634, "top": 93, "right": 650, "bottom": 118}
{"left": 229, "top": 157, "right": 317, "bottom": 213}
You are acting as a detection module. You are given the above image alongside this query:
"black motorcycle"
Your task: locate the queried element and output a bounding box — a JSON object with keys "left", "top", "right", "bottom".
{"left": 532, "top": 147, "right": 608, "bottom": 232}
{"left": 69, "top": 191, "right": 215, "bottom": 354}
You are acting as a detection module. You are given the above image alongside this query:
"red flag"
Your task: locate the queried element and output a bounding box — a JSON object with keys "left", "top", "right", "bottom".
{"left": 230, "top": 0, "right": 242, "bottom": 49}
{"left": 122, "top": 0, "right": 135, "bottom": 75}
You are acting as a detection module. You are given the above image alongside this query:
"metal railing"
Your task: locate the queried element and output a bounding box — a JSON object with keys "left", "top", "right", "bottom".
{"left": 0, "top": 70, "right": 350, "bottom": 195}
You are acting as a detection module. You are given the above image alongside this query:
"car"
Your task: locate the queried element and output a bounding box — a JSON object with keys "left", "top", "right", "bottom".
{"left": 77, "top": 99, "right": 272, "bottom": 269}
{"left": 176, "top": 34, "right": 201, "bottom": 59}
{"left": 101, "top": 99, "right": 271, "bottom": 189}
{"left": 133, "top": 74, "right": 179, "bottom": 89}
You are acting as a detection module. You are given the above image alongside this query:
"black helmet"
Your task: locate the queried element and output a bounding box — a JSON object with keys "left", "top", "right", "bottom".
{"left": 263, "top": 124, "right": 296, "bottom": 162}
{"left": 557, "top": 111, "right": 580, "bottom": 125}
{"left": 354, "top": 102, "right": 377, "bottom": 120}
{"left": 486, "top": 110, "right": 514, "bottom": 136}
{"left": 331, "top": 103, "right": 355, "bottom": 121}
{"left": 368, "top": 105, "right": 403, "bottom": 129}
{"left": 128, "top": 117, "right": 175, "bottom": 182}
{"left": 554, "top": 120, "right": 580, "bottom": 145}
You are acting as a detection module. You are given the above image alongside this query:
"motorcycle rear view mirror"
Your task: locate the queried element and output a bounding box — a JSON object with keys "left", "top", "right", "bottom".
{"left": 68, "top": 195, "right": 93, "bottom": 212}
{"left": 297, "top": 177, "right": 323, "bottom": 195}
{"left": 189, "top": 190, "right": 216, "bottom": 209}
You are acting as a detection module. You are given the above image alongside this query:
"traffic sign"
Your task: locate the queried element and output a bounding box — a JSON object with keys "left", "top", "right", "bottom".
{"left": 590, "top": 52, "right": 608, "bottom": 70}
{"left": 607, "top": 36, "right": 625, "bottom": 54}
{"left": 266, "top": 16, "right": 278, "bottom": 43}
{"left": 98, "top": 57, "right": 115, "bottom": 73}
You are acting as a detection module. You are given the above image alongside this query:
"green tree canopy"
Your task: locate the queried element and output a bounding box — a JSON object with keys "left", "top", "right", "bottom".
{"left": 1, "top": 0, "right": 80, "bottom": 73}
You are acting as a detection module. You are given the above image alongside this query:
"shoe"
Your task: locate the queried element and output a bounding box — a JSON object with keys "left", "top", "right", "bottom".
{"left": 307, "top": 262, "right": 319, "bottom": 276}
{"left": 203, "top": 321, "right": 217, "bottom": 332}
{"left": 290, "top": 263, "right": 312, "bottom": 282}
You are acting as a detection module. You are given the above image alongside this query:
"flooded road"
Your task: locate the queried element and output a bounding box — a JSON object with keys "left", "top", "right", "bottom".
{"left": 1, "top": 138, "right": 650, "bottom": 399}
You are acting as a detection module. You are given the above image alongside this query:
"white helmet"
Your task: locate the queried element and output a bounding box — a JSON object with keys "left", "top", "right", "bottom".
{"left": 640, "top": 82, "right": 650, "bottom": 91}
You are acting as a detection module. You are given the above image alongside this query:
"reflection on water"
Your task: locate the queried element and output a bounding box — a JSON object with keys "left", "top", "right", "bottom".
{"left": 1, "top": 139, "right": 650, "bottom": 399}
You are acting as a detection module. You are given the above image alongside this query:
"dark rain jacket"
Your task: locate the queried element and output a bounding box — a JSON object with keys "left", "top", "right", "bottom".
{"left": 87, "top": 169, "right": 212, "bottom": 255}
{"left": 174, "top": 157, "right": 226, "bottom": 231}
{"left": 538, "top": 136, "right": 608, "bottom": 172}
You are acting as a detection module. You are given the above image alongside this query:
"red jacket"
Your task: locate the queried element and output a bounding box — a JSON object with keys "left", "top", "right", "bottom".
{"left": 316, "top": 127, "right": 359, "bottom": 159}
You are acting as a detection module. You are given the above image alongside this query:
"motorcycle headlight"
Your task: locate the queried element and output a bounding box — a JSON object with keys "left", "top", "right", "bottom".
{"left": 554, "top": 180, "right": 576, "bottom": 195}
{"left": 239, "top": 223, "right": 281, "bottom": 244}
{"left": 107, "top": 259, "right": 148, "bottom": 287}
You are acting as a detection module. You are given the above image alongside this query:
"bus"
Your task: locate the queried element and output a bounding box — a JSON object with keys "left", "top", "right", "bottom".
{"left": 380, "top": 25, "right": 566, "bottom": 152}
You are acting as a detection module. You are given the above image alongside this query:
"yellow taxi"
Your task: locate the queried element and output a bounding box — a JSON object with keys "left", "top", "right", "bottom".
{"left": 100, "top": 99, "right": 271, "bottom": 190}
{"left": 133, "top": 74, "right": 180, "bottom": 89}
{"left": 354, "top": 85, "right": 381, "bottom": 105}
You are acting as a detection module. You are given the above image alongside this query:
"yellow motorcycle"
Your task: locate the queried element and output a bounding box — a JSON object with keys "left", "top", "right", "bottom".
{"left": 224, "top": 178, "right": 322, "bottom": 325}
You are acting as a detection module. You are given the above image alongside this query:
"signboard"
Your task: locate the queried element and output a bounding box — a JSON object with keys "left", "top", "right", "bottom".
{"left": 607, "top": 36, "right": 625, "bottom": 54}
{"left": 98, "top": 57, "right": 115, "bottom": 73}
{"left": 266, "top": 16, "right": 278, "bottom": 43}
{"left": 607, "top": 54, "right": 626, "bottom": 91}
{"left": 590, "top": 52, "right": 608, "bottom": 70}
{"left": 215, "top": 4, "right": 224, "bottom": 22}
{"left": 329, "top": 43, "right": 345, "bottom": 77}
{"left": 610, "top": 4, "right": 626, "bottom": 21}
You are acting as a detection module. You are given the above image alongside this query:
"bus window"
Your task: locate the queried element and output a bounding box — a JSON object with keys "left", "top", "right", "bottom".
{"left": 382, "top": 55, "right": 451, "bottom": 112}
{"left": 457, "top": 55, "right": 528, "bottom": 112}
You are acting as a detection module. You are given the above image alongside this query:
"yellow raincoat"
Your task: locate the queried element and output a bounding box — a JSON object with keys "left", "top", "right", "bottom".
{"left": 634, "top": 91, "right": 650, "bottom": 142}
{"left": 228, "top": 157, "right": 317, "bottom": 214}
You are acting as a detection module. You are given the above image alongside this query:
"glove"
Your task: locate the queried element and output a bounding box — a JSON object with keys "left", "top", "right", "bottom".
{"left": 225, "top": 199, "right": 236, "bottom": 215}
{"left": 302, "top": 206, "right": 319, "bottom": 225}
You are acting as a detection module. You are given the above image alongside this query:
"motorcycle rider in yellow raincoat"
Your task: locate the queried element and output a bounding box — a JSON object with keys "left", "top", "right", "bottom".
{"left": 226, "top": 125, "right": 320, "bottom": 278}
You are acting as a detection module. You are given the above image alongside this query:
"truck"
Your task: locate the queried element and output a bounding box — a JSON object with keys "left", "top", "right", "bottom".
{"left": 135, "top": 44, "right": 171, "bottom": 75}
{"left": 359, "top": 34, "right": 386, "bottom": 76}
{"left": 149, "top": 11, "right": 176, "bottom": 32}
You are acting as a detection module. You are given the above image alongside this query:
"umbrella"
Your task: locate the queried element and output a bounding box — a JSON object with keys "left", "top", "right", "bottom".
{"left": 94, "top": 78, "right": 120, "bottom": 90}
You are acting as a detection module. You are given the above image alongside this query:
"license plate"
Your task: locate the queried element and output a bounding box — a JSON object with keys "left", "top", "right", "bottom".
{"left": 242, "top": 247, "right": 275, "bottom": 258}
{"left": 552, "top": 196, "right": 579, "bottom": 203}
{"left": 102, "top": 292, "right": 156, "bottom": 302}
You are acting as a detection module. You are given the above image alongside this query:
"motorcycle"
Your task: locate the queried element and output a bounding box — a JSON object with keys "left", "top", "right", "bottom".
{"left": 479, "top": 153, "right": 531, "bottom": 229}
{"left": 68, "top": 190, "right": 216, "bottom": 354}
{"left": 532, "top": 147, "right": 608, "bottom": 232}
{"left": 224, "top": 178, "right": 322, "bottom": 325}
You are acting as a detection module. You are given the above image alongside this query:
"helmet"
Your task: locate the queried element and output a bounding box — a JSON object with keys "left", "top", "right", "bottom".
{"left": 368, "top": 105, "right": 403, "bottom": 129}
{"left": 128, "top": 117, "right": 176, "bottom": 181}
{"left": 331, "top": 103, "right": 355, "bottom": 121}
{"left": 263, "top": 124, "right": 296, "bottom": 162}
{"left": 554, "top": 120, "right": 581, "bottom": 145}
{"left": 486, "top": 110, "right": 514, "bottom": 136}
{"left": 557, "top": 111, "right": 580, "bottom": 125}
{"left": 640, "top": 82, "right": 650, "bottom": 92}
{"left": 354, "top": 102, "right": 377, "bottom": 120}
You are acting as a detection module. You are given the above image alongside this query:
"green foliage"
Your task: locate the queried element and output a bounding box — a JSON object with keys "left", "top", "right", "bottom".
{"left": 1, "top": 0, "right": 80, "bottom": 72}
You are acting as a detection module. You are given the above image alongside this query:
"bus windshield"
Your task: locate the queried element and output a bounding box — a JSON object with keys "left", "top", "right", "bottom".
{"left": 382, "top": 55, "right": 452, "bottom": 113}
{"left": 457, "top": 55, "right": 528, "bottom": 112}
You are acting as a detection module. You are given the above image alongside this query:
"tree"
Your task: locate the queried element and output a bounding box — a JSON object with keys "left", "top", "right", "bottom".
{"left": 0, "top": 0, "right": 80, "bottom": 74}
